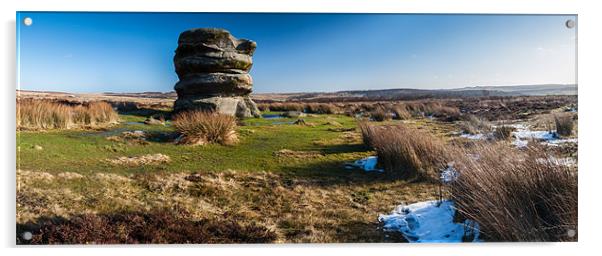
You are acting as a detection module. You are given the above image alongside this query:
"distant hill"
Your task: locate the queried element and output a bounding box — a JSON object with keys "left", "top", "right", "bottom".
{"left": 254, "top": 84, "right": 577, "bottom": 102}
{"left": 18, "top": 84, "right": 577, "bottom": 103}
{"left": 454, "top": 84, "right": 577, "bottom": 96}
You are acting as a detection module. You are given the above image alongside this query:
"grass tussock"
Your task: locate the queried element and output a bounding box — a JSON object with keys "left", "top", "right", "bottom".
{"left": 450, "top": 144, "right": 578, "bottom": 241}
{"left": 391, "top": 104, "right": 411, "bottom": 120}
{"left": 359, "top": 121, "right": 452, "bottom": 180}
{"left": 173, "top": 111, "right": 238, "bottom": 145}
{"left": 17, "top": 99, "right": 118, "bottom": 130}
{"left": 305, "top": 103, "right": 339, "bottom": 114}
{"left": 370, "top": 108, "right": 391, "bottom": 122}
{"left": 459, "top": 115, "right": 492, "bottom": 135}
{"left": 493, "top": 125, "right": 515, "bottom": 141}
{"left": 555, "top": 113, "right": 574, "bottom": 137}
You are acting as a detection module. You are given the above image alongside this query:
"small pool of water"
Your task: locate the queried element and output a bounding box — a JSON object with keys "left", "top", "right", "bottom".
{"left": 262, "top": 114, "right": 284, "bottom": 119}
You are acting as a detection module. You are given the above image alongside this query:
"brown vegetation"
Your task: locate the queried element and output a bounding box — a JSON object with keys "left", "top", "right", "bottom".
{"left": 449, "top": 144, "right": 578, "bottom": 241}
{"left": 17, "top": 169, "right": 439, "bottom": 243}
{"left": 17, "top": 210, "right": 277, "bottom": 244}
{"left": 493, "top": 125, "right": 515, "bottom": 141}
{"left": 359, "top": 122, "right": 452, "bottom": 180}
{"left": 458, "top": 115, "right": 492, "bottom": 135}
{"left": 555, "top": 113, "right": 574, "bottom": 137}
{"left": 370, "top": 107, "right": 391, "bottom": 122}
{"left": 17, "top": 99, "right": 118, "bottom": 130}
{"left": 173, "top": 110, "right": 238, "bottom": 145}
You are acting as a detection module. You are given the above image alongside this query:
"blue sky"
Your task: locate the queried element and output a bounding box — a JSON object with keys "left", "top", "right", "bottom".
{"left": 17, "top": 12, "right": 576, "bottom": 93}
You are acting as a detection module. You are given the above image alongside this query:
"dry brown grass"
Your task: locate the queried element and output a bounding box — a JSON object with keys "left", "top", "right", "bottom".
{"left": 260, "top": 102, "right": 305, "bottom": 112}
{"left": 17, "top": 169, "right": 439, "bottom": 243}
{"left": 391, "top": 104, "right": 411, "bottom": 120}
{"left": 555, "top": 113, "right": 574, "bottom": 137}
{"left": 107, "top": 153, "right": 171, "bottom": 167}
{"left": 370, "top": 107, "right": 391, "bottom": 122}
{"left": 493, "top": 125, "right": 515, "bottom": 141}
{"left": 17, "top": 99, "right": 118, "bottom": 130}
{"left": 305, "top": 103, "right": 339, "bottom": 114}
{"left": 173, "top": 110, "right": 238, "bottom": 145}
{"left": 359, "top": 122, "right": 452, "bottom": 180}
{"left": 459, "top": 115, "right": 492, "bottom": 135}
{"left": 449, "top": 144, "right": 578, "bottom": 241}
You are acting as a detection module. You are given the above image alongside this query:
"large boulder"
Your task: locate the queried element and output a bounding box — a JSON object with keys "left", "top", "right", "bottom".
{"left": 173, "top": 95, "right": 260, "bottom": 118}
{"left": 173, "top": 28, "right": 260, "bottom": 118}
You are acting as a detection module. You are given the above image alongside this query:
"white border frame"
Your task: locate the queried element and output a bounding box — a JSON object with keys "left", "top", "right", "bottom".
{"left": 2, "top": 1, "right": 600, "bottom": 256}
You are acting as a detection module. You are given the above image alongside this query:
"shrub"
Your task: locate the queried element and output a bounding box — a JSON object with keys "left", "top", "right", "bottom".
{"left": 391, "top": 104, "right": 411, "bottom": 120}
{"left": 256, "top": 103, "right": 270, "bottom": 112}
{"left": 304, "top": 103, "right": 338, "bottom": 114}
{"left": 266, "top": 102, "right": 304, "bottom": 112}
{"left": 359, "top": 122, "right": 452, "bottom": 180}
{"left": 17, "top": 99, "right": 118, "bottom": 130}
{"left": 459, "top": 115, "right": 492, "bottom": 135}
{"left": 358, "top": 120, "right": 376, "bottom": 147}
{"left": 433, "top": 105, "right": 462, "bottom": 121}
{"left": 17, "top": 210, "right": 277, "bottom": 244}
{"left": 173, "top": 110, "right": 238, "bottom": 145}
{"left": 450, "top": 144, "right": 578, "bottom": 241}
{"left": 493, "top": 125, "right": 515, "bottom": 141}
{"left": 370, "top": 108, "right": 391, "bottom": 122}
{"left": 555, "top": 114, "right": 574, "bottom": 137}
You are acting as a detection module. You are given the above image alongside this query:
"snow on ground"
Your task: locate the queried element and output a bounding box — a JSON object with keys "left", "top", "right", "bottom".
{"left": 510, "top": 124, "right": 574, "bottom": 148}
{"left": 459, "top": 133, "right": 489, "bottom": 140}
{"left": 440, "top": 165, "right": 459, "bottom": 184}
{"left": 458, "top": 123, "right": 577, "bottom": 148}
{"left": 537, "top": 156, "right": 577, "bottom": 167}
{"left": 379, "top": 200, "right": 480, "bottom": 243}
{"left": 345, "top": 156, "right": 384, "bottom": 172}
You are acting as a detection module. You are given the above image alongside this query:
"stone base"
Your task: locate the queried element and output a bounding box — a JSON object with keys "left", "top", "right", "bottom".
{"left": 173, "top": 95, "right": 261, "bottom": 118}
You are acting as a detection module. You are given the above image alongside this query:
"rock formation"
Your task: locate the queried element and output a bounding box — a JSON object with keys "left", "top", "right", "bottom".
{"left": 173, "top": 28, "right": 261, "bottom": 117}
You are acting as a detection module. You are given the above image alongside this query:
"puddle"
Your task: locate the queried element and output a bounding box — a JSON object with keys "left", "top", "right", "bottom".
{"left": 262, "top": 114, "right": 284, "bottom": 119}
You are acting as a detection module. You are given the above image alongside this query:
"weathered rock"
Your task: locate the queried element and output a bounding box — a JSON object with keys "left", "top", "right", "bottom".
{"left": 173, "top": 28, "right": 260, "bottom": 117}
{"left": 173, "top": 95, "right": 260, "bottom": 118}
{"left": 174, "top": 73, "right": 253, "bottom": 97}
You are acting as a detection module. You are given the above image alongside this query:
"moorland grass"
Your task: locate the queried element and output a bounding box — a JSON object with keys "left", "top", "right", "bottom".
{"left": 17, "top": 99, "right": 118, "bottom": 130}
{"left": 173, "top": 111, "right": 238, "bottom": 145}
{"left": 555, "top": 113, "right": 574, "bottom": 137}
{"left": 359, "top": 121, "right": 452, "bottom": 180}
{"left": 450, "top": 144, "right": 578, "bottom": 241}
{"left": 16, "top": 112, "right": 441, "bottom": 243}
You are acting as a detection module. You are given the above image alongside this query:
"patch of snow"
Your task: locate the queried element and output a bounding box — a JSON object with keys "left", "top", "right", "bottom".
{"left": 537, "top": 157, "right": 577, "bottom": 167}
{"left": 512, "top": 139, "right": 529, "bottom": 148}
{"left": 440, "top": 165, "right": 459, "bottom": 184}
{"left": 510, "top": 124, "right": 576, "bottom": 148}
{"left": 379, "top": 200, "right": 480, "bottom": 243}
{"left": 545, "top": 138, "right": 578, "bottom": 146}
{"left": 459, "top": 133, "right": 487, "bottom": 140}
{"left": 513, "top": 129, "right": 557, "bottom": 141}
{"left": 345, "top": 156, "right": 384, "bottom": 173}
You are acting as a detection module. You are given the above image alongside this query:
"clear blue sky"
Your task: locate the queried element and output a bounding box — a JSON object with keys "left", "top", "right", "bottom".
{"left": 17, "top": 12, "right": 577, "bottom": 93}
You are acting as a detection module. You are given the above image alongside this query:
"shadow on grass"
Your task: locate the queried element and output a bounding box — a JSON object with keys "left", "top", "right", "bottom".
{"left": 17, "top": 210, "right": 277, "bottom": 245}
{"left": 278, "top": 157, "right": 433, "bottom": 188}
{"left": 318, "top": 142, "right": 370, "bottom": 155}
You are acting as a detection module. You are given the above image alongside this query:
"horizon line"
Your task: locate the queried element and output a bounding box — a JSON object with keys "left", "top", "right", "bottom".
{"left": 16, "top": 83, "right": 577, "bottom": 95}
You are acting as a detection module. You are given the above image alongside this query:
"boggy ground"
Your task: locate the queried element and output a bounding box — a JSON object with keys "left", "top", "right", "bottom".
{"left": 17, "top": 112, "right": 440, "bottom": 243}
